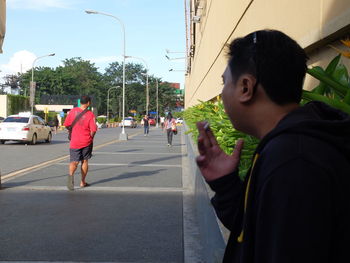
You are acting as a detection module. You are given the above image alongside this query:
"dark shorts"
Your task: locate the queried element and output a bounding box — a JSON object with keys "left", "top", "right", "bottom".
{"left": 70, "top": 144, "right": 93, "bottom": 162}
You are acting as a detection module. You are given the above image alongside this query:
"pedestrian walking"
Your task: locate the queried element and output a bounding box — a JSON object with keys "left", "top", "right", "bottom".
{"left": 196, "top": 30, "right": 350, "bottom": 263}
{"left": 142, "top": 115, "right": 150, "bottom": 136}
{"left": 160, "top": 116, "right": 165, "bottom": 130}
{"left": 164, "top": 112, "right": 176, "bottom": 146}
{"left": 53, "top": 116, "right": 59, "bottom": 134}
{"left": 64, "top": 95, "right": 97, "bottom": 190}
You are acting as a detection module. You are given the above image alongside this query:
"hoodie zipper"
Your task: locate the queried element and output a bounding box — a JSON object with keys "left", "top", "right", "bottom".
{"left": 237, "top": 153, "right": 259, "bottom": 243}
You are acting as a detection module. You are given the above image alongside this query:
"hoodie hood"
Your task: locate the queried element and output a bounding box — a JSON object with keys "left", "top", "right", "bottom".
{"left": 256, "top": 101, "right": 350, "bottom": 160}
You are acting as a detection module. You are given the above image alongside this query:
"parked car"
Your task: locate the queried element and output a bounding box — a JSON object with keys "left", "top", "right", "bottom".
{"left": 121, "top": 117, "right": 137, "bottom": 128}
{"left": 148, "top": 116, "right": 156, "bottom": 126}
{"left": 0, "top": 113, "right": 52, "bottom": 145}
{"left": 175, "top": 118, "right": 184, "bottom": 124}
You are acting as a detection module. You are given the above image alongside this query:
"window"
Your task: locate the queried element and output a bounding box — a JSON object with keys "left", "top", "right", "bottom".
{"left": 33, "top": 117, "right": 40, "bottom": 125}
{"left": 4, "top": 117, "right": 29, "bottom": 123}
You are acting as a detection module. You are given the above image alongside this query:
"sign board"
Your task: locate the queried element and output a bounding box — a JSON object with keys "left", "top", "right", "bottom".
{"left": 149, "top": 111, "right": 157, "bottom": 114}
{"left": 129, "top": 110, "right": 136, "bottom": 113}
{"left": 44, "top": 107, "right": 49, "bottom": 114}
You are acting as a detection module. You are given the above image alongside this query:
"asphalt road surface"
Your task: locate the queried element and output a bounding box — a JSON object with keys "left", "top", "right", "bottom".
{"left": 0, "top": 126, "right": 203, "bottom": 262}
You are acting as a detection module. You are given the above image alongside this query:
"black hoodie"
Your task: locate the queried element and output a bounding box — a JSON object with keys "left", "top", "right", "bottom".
{"left": 208, "top": 101, "right": 350, "bottom": 263}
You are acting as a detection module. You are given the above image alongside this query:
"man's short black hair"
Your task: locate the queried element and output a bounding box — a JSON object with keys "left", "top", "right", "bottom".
{"left": 227, "top": 30, "right": 308, "bottom": 105}
{"left": 80, "top": 95, "right": 91, "bottom": 105}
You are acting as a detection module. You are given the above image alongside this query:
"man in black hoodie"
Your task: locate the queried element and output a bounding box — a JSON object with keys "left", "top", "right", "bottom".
{"left": 196, "top": 30, "right": 350, "bottom": 263}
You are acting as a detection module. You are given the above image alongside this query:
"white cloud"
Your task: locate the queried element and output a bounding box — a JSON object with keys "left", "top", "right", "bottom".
{"left": 0, "top": 50, "right": 36, "bottom": 79}
{"left": 7, "top": 0, "right": 76, "bottom": 10}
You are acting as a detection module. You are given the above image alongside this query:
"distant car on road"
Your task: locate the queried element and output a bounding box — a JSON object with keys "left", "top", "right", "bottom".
{"left": 175, "top": 118, "right": 184, "bottom": 124}
{"left": 0, "top": 113, "right": 52, "bottom": 145}
{"left": 148, "top": 116, "right": 156, "bottom": 126}
{"left": 121, "top": 117, "right": 137, "bottom": 128}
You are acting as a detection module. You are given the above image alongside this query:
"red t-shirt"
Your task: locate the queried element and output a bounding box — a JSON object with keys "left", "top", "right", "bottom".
{"left": 64, "top": 107, "right": 97, "bottom": 149}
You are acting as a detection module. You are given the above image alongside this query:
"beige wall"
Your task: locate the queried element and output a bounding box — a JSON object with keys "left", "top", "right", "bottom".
{"left": 185, "top": 0, "right": 350, "bottom": 108}
{"left": 0, "top": 94, "right": 7, "bottom": 117}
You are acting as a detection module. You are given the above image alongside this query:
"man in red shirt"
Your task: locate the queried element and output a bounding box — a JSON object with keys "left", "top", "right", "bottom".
{"left": 64, "top": 95, "right": 97, "bottom": 190}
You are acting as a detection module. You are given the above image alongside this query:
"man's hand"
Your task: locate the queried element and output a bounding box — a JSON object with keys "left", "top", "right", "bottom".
{"left": 196, "top": 122, "right": 244, "bottom": 182}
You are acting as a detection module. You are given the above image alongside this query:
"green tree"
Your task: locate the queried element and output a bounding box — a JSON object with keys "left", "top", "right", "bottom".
{"left": 19, "top": 57, "right": 108, "bottom": 113}
{"left": 103, "top": 62, "right": 181, "bottom": 116}
{"left": 15, "top": 57, "right": 181, "bottom": 116}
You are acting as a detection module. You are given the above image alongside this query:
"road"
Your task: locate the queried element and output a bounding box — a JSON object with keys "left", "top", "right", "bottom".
{"left": 0, "top": 126, "right": 142, "bottom": 176}
{"left": 0, "top": 126, "right": 203, "bottom": 262}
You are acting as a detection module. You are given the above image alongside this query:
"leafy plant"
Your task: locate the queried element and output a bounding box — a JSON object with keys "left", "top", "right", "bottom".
{"left": 97, "top": 117, "right": 107, "bottom": 124}
{"left": 303, "top": 39, "right": 350, "bottom": 113}
{"left": 7, "top": 94, "right": 30, "bottom": 115}
{"left": 184, "top": 99, "right": 259, "bottom": 179}
{"left": 173, "top": 111, "right": 184, "bottom": 118}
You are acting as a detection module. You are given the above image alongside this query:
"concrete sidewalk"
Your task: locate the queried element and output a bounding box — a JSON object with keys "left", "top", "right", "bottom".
{"left": 0, "top": 127, "right": 203, "bottom": 262}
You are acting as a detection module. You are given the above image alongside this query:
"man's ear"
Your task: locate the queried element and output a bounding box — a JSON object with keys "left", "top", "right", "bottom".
{"left": 237, "top": 74, "right": 257, "bottom": 103}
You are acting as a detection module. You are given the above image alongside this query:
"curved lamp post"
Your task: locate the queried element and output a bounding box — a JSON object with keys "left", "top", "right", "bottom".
{"left": 125, "top": 55, "right": 149, "bottom": 115}
{"left": 31, "top": 53, "right": 55, "bottom": 114}
{"left": 85, "top": 10, "right": 128, "bottom": 140}
{"left": 107, "top": 86, "right": 121, "bottom": 124}
{"left": 156, "top": 79, "right": 159, "bottom": 128}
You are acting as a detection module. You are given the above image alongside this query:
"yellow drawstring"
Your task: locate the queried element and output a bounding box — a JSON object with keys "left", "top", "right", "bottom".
{"left": 237, "top": 153, "right": 259, "bottom": 243}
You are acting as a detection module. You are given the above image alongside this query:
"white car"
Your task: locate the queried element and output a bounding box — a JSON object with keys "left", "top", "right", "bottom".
{"left": 121, "top": 117, "right": 137, "bottom": 128}
{"left": 175, "top": 118, "right": 184, "bottom": 124}
{"left": 0, "top": 113, "right": 52, "bottom": 145}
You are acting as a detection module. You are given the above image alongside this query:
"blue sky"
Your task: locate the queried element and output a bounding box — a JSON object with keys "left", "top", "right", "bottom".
{"left": 1, "top": 0, "right": 186, "bottom": 88}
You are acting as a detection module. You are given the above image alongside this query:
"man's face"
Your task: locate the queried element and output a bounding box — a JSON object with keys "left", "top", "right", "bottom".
{"left": 221, "top": 65, "right": 242, "bottom": 130}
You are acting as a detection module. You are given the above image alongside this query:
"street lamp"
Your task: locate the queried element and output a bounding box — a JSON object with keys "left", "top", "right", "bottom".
{"left": 125, "top": 55, "right": 149, "bottom": 115}
{"left": 165, "top": 49, "right": 186, "bottom": 54}
{"left": 169, "top": 68, "right": 186, "bottom": 72}
{"left": 107, "top": 86, "right": 121, "bottom": 124}
{"left": 30, "top": 53, "right": 55, "bottom": 114}
{"left": 165, "top": 55, "right": 186, "bottom": 60}
{"left": 85, "top": 9, "right": 128, "bottom": 140}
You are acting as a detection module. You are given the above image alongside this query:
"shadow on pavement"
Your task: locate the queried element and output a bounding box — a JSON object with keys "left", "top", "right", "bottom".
{"left": 4, "top": 174, "right": 67, "bottom": 188}
{"left": 129, "top": 154, "right": 183, "bottom": 165}
{"left": 92, "top": 169, "right": 167, "bottom": 185}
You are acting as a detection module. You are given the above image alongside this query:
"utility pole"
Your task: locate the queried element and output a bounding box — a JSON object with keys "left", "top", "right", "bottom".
{"left": 118, "top": 96, "right": 121, "bottom": 119}
{"left": 156, "top": 80, "right": 159, "bottom": 128}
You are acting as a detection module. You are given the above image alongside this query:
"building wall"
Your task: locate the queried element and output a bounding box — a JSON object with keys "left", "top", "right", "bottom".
{"left": 0, "top": 94, "right": 7, "bottom": 117}
{"left": 185, "top": 0, "right": 350, "bottom": 108}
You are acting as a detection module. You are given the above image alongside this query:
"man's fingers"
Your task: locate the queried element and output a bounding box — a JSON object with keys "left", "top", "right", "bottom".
{"left": 206, "top": 126, "right": 219, "bottom": 147}
{"left": 232, "top": 139, "right": 244, "bottom": 159}
{"left": 196, "top": 155, "right": 206, "bottom": 166}
{"left": 197, "top": 121, "right": 212, "bottom": 148}
{"left": 197, "top": 135, "right": 206, "bottom": 156}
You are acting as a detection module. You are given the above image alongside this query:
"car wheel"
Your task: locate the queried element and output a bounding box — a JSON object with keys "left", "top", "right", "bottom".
{"left": 31, "top": 133, "right": 37, "bottom": 145}
{"left": 0, "top": 140, "right": 5, "bottom": 144}
{"left": 45, "top": 132, "right": 52, "bottom": 143}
